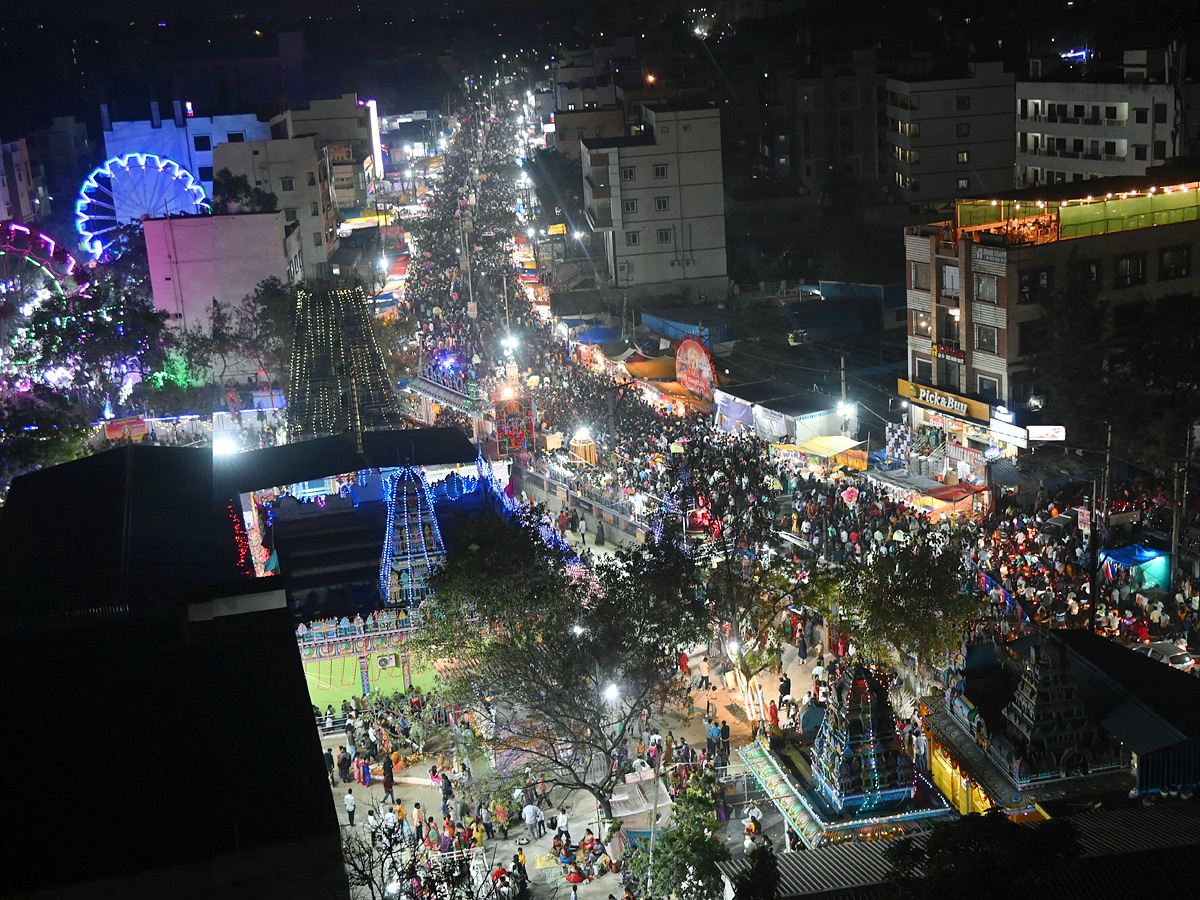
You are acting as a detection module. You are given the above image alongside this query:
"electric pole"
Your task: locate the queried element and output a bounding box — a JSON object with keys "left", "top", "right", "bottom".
{"left": 841, "top": 355, "right": 847, "bottom": 401}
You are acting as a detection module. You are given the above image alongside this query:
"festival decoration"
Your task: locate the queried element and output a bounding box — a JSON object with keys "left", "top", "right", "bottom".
{"left": 379, "top": 467, "right": 446, "bottom": 606}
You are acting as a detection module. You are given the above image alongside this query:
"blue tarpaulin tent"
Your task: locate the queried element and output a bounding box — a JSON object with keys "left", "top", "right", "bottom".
{"left": 1099, "top": 544, "right": 1165, "bottom": 568}
{"left": 562, "top": 316, "right": 602, "bottom": 330}
{"left": 576, "top": 326, "right": 622, "bottom": 344}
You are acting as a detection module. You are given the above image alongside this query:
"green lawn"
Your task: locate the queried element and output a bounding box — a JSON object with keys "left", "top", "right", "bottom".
{"left": 302, "top": 650, "right": 438, "bottom": 709}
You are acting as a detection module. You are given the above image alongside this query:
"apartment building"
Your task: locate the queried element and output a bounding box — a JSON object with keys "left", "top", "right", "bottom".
{"left": 902, "top": 171, "right": 1200, "bottom": 444}
{"left": 214, "top": 136, "right": 338, "bottom": 280}
{"left": 143, "top": 212, "right": 303, "bottom": 340}
{"left": 788, "top": 49, "right": 888, "bottom": 199}
{"left": 271, "top": 92, "right": 384, "bottom": 190}
{"left": 26, "top": 116, "right": 94, "bottom": 206}
{"left": 581, "top": 103, "right": 727, "bottom": 301}
{"left": 1016, "top": 51, "right": 1186, "bottom": 187}
{"left": 0, "top": 138, "right": 50, "bottom": 223}
{"left": 101, "top": 102, "right": 271, "bottom": 200}
{"left": 886, "top": 61, "right": 1016, "bottom": 208}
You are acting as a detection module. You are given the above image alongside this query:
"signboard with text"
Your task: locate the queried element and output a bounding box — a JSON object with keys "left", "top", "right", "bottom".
{"left": 676, "top": 339, "right": 715, "bottom": 401}
{"left": 1027, "top": 425, "right": 1067, "bottom": 441}
{"left": 897, "top": 378, "right": 991, "bottom": 423}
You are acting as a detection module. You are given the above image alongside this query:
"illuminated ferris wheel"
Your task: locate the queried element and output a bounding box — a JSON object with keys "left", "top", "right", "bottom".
{"left": 75, "top": 153, "right": 210, "bottom": 258}
{"left": 0, "top": 221, "right": 89, "bottom": 362}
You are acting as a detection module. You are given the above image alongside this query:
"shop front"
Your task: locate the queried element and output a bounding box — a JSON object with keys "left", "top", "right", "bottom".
{"left": 898, "top": 379, "right": 1027, "bottom": 485}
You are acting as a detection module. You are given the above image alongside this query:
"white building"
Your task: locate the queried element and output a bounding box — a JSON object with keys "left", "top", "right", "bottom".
{"left": 885, "top": 61, "right": 1016, "bottom": 208}
{"left": 101, "top": 101, "right": 271, "bottom": 200}
{"left": 142, "top": 212, "right": 303, "bottom": 335}
{"left": 214, "top": 136, "right": 339, "bottom": 280}
{"left": 270, "top": 92, "right": 383, "bottom": 191}
{"left": 581, "top": 103, "right": 727, "bottom": 301}
{"left": 1016, "top": 51, "right": 1184, "bottom": 187}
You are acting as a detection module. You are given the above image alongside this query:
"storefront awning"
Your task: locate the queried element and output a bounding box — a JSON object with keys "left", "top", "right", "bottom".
{"left": 624, "top": 357, "right": 676, "bottom": 380}
{"left": 577, "top": 326, "right": 622, "bottom": 344}
{"left": 926, "top": 483, "right": 988, "bottom": 503}
{"left": 795, "top": 435, "right": 863, "bottom": 458}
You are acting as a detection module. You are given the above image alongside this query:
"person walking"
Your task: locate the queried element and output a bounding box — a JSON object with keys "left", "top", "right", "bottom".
{"left": 344, "top": 788, "right": 357, "bottom": 826}
{"left": 699, "top": 656, "right": 710, "bottom": 689}
{"left": 579, "top": 516, "right": 589, "bottom": 548}
{"left": 707, "top": 683, "right": 719, "bottom": 718}
{"left": 522, "top": 800, "right": 540, "bottom": 842}
{"left": 381, "top": 766, "right": 396, "bottom": 805}
{"left": 324, "top": 747, "right": 336, "bottom": 787}
{"left": 555, "top": 806, "right": 572, "bottom": 848}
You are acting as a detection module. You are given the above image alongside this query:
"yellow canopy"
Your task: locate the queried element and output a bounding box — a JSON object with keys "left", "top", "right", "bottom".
{"left": 624, "top": 357, "right": 676, "bottom": 380}
{"left": 795, "top": 436, "right": 864, "bottom": 458}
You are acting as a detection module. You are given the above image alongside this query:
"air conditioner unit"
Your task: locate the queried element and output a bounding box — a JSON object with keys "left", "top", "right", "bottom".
{"left": 377, "top": 654, "right": 397, "bottom": 669}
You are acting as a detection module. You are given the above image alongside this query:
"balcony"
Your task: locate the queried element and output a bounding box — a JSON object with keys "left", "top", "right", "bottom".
{"left": 585, "top": 174, "right": 610, "bottom": 199}
{"left": 585, "top": 206, "right": 613, "bottom": 230}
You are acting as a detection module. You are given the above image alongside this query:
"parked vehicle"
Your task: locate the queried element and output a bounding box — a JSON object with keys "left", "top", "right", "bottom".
{"left": 1131, "top": 641, "right": 1195, "bottom": 672}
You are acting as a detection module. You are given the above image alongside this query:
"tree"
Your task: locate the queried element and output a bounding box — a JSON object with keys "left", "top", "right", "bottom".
{"left": 833, "top": 535, "right": 981, "bottom": 671}
{"left": 212, "top": 168, "right": 278, "bottom": 213}
{"left": 372, "top": 312, "right": 421, "bottom": 385}
{"left": 234, "top": 276, "right": 297, "bottom": 383}
{"left": 0, "top": 382, "right": 90, "bottom": 495}
{"left": 884, "top": 810, "right": 1079, "bottom": 900}
{"left": 624, "top": 769, "right": 730, "bottom": 900}
{"left": 413, "top": 510, "right": 708, "bottom": 818}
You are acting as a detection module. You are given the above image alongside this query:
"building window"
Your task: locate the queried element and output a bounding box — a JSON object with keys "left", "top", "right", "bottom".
{"left": 655, "top": 196, "right": 670, "bottom": 211}
{"left": 1134, "top": 144, "right": 1148, "bottom": 161}
{"left": 1160, "top": 245, "right": 1191, "bottom": 280}
{"left": 623, "top": 199, "right": 638, "bottom": 214}
{"left": 659, "top": 125, "right": 670, "bottom": 134}
{"left": 227, "top": 132, "right": 245, "bottom": 142}
{"left": 625, "top": 231, "right": 640, "bottom": 246}
{"left": 978, "top": 375, "right": 999, "bottom": 401}
{"left": 311, "top": 201, "right": 319, "bottom": 216}
{"left": 1135, "top": 107, "right": 1148, "bottom": 124}
{"left": 976, "top": 324, "right": 998, "bottom": 354}
{"left": 193, "top": 135, "right": 212, "bottom": 151}
{"left": 313, "top": 232, "right": 323, "bottom": 247}
{"left": 956, "top": 122, "right": 970, "bottom": 137}
{"left": 657, "top": 228, "right": 672, "bottom": 244}
{"left": 1154, "top": 103, "right": 1168, "bottom": 124}
{"left": 1114, "top": 253, "right": 1146, "bottom": 287}
{"left": 577, "top": 129, "right": 586, "bottom": 141}
{"left": 955, "top": 95, "right": 970, "bottom": 110}
{"left": 956, "top": 150, "right": 970, "bottom": 164}
{"left": 1018, "top": 268, "right": 1052, "bottom": 302}
{"left": 280, "top": 177, "right": 295, "bottom": 192}
{"left": 284, "top": 208, "right": 299, "bottom": 223}
{"left": 915, "top": 358, "right": 933, "bottom": 382}
{"left": 941, "top": 264, "right": 960, "bottom": 297}
{"left": 974, "top": 273, "right": 997, "bottom": 303}
{"left": 653, "top": 163, "right": 668, "bottom": 179}
{"left": 913, "top": 311, "right": 931, "bottom": 336}
{"left": 198, "top": 166, "right": 214, "bottom": 182}
{"left": 357, "top": 117, "right": 367, "bottom": 128}
{"left": 911, "top": 262, "right": 930, "bottom": 290}
{"left": 621, "top": 166, "right": 635, "bottom": 181}
{"left": 957, "top": 177, "right": 970, "bottom": 192}
{"left": 1153, "top": 140, "right": 1167, "bottom": 160}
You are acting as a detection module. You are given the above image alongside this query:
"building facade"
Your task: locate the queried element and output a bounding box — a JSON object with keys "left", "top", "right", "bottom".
{"left": 0, "top": 138, "right": 50, "bottom": 223}
{"left": 142, "top": 212, "right": 303, "bottom": 334}
{"left": 270, "top": 92, "right": 383, "bottom": 192}
{"left": 1016, "top": 64, "right": 1181, "bottom": 187}
{"left": 902, "top": 174, "right": 1200, "bottom": 454}
{"left": 26, "top": 115, "right": 94, "bottom": 208}
{"left": 214, "top": 136, "right": 338, "bottom": 280}
{"left": 582, "top": 103, "right": 727, "bottom": 301}
{"left": 101, "top": 102, "right": 271, "bottom": 200}
{"left": 886, "top": 61, "right": 1016, "bottom": 208}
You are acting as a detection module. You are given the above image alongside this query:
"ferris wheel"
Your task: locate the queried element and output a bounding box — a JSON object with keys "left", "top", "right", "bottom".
{"left": 75, "top": 153, "right": 210, "bottom": 258}
{"left": 0, "top": 221, "right": 89, "bottom": 358}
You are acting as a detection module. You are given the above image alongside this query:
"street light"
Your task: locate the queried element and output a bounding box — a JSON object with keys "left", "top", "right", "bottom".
{"left": 603, "top": 684, "right": 620, "bottom": 702}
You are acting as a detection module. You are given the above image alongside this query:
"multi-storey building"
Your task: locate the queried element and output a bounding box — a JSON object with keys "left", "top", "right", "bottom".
{"left": 886, "top": 61, "right": 1016, "bottom": 209}
{"left": 901, "top": 170, "right": 1200, "bottom": 460}
{"left": 26, "top": 116, "right": 94, "bottom": 208}
{"left": 270, "top": 92, "right": 383, "bottom": 195}
{"left": 101, "top": 102, "right": 271, "bottom": 200}
{"left": 788, "top": 49, "right": 888, "bottom": 200}
{"left": 0, "top": 138, "right": 50, "bottom": 223}
{"left": 214, "top": 136, "right": 338, "bottom": 280}
{"left": 1016, "top": 51, "right": 1185, "bottom": 187}
{"left": 143, "top": 212, "right": 304, "bottom": 335}
{"left": 581, "top": 103, "right": 727, "bottom": 301}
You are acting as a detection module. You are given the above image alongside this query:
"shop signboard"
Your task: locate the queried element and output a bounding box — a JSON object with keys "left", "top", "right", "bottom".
{"left": 104, "top": 415, "right": 148, "bottom": 441}
{"left": 1027, "top": 425, "right": 1066, "bottom": 441}
{"left": 548, "top": 223, "right": 567, "bottom": 235}
{"left": 898, "top": 378, "right": 991, "bottom": 423}
{"left": 676, "top": 339, "right": 715, "bottom": 401}
{"left": 988, "top": 417, "right": 1028, "bottom": 449}
{"left": 931, "top": 344, "right": 965, "bottom": 364}
{"left": 1077, "top": 506, "right": 1091, "bottom": 537}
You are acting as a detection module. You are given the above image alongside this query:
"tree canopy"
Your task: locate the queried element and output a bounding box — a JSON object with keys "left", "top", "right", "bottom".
{"left": 414, "top": 509, "right": 708, "bottom": 816}
{"left": 0, "top": 382, "right": 90, "bottom": 495}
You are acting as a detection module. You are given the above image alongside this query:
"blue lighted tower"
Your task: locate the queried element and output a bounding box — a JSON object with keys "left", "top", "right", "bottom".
{"left": 379, "top": 467, "right": 446, "bottom": 606}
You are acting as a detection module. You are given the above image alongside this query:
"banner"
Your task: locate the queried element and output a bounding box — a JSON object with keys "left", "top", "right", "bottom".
{"left": 676, "top": 339, "right": 715, "bottom": 401}
{"left": 104, "top": 416, "right": 148, "bottom": 441}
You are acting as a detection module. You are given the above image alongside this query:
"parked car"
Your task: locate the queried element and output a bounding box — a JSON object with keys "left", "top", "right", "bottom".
{"left": 1131, "top": 641, "right": 1195, "bottom": 672}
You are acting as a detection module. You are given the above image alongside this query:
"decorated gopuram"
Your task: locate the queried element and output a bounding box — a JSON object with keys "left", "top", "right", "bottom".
{"left": 380, "top": 466, "right": 447, "bottom": 606}
{"left": 920, "top": 630, "right": 1131, "bottom": 818}
{"left": 740, "top": 662, "right": 956, "bottom": 848}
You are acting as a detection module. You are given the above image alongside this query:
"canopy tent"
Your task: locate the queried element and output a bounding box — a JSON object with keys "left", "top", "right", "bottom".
{"left": 1100, "top": 544, "right": 1165, "bottom": 568}
{"left": 926, "top": 483, "right": 988, "bottom": 503}
{"left": 1100, "top": 544, "right": 1170, "bottom": 591}
{"left": 624, "top": 357, "right": 676, "bottom": 380}
{"left": 561, "top": 316, "right": 602, "bottom": 330}
{"left": 576, "top": 326, "right": 623, "bottom": 344}
{"left": 600, "top": 342, "right": 639, "bottom": 363}
{"left": 795, "top": 435, "right": 863, "bottom": 458}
